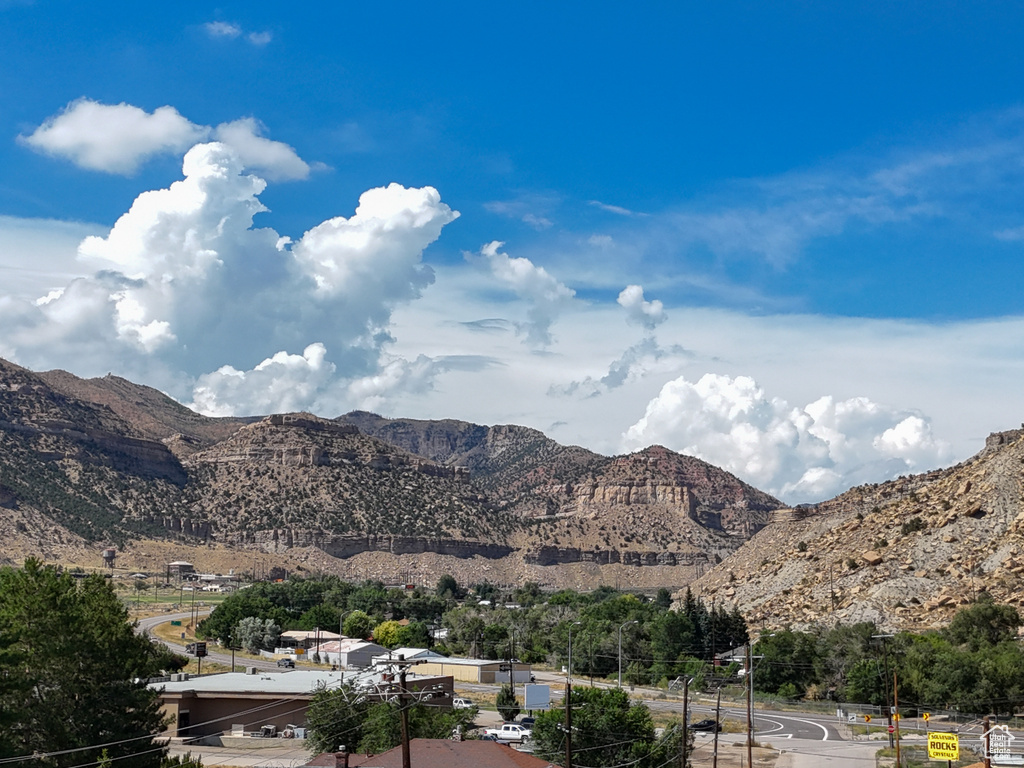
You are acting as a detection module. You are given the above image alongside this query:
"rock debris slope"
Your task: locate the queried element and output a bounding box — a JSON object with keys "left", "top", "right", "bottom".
{"left": 689, "top": 428, "right": 1024, "bottom": 631}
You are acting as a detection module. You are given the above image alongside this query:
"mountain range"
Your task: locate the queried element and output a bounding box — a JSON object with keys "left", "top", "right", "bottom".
{"left": 2, "top": 356, "right": 1021, "bottom": 630}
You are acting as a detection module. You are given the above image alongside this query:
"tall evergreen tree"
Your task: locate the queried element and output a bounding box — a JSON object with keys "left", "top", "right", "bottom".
{"left": 0, "top": 560, "right": 174, "bottom": 768}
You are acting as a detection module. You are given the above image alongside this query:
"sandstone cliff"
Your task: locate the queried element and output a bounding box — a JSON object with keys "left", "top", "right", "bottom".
{"left": 688, "top": 426, "right": 1024, "bottom": 631}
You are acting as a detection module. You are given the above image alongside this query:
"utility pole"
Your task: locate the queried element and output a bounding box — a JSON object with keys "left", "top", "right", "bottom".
{"left": 746, "top": 642, "right": 753, "bottom": 768}
{"left": 399, "top": 659, "right": 411, "bottom": 768}
{"left": 565, "top": 621, "right": 581, "bottom": 768}
{"left": 893, "top": 670, "right": 901, "bottom": 768}
{"left": 375, "top": 653, "right": 420, "bottom": 768}
{"left": 872, "top": 634, "right": 895, "bottom": 749}
{"left": 681, "top": 676, "right": 690, "bottom": 768}
{"left": 712, "top": 687, "right": 721, "bottom": 768}
{"left": 565, "top": 678, "right": 573, "bottom": 768}
{"left": 984, "top": 715, "right": 992, "bottom": 768}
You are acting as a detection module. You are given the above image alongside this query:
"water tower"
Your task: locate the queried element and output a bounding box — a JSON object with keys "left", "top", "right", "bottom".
{"left": 101, "top": 547, "right": 117, "bottom": 573}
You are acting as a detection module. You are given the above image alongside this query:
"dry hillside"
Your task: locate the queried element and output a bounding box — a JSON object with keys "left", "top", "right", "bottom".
{"left": 689, "top": 427, "right": 1024, "bottom": 631}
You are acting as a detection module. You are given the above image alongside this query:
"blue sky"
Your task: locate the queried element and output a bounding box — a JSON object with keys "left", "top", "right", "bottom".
{"left": 2, "top": 2, "right": 1023, "bottom": 503}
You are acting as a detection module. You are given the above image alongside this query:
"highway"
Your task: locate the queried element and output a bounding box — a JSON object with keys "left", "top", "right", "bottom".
{"left": 137, "top": 610, "right": 283, "bottom": 672}
{"left": 135, "top": 614, "right": 937, "bottom": 767}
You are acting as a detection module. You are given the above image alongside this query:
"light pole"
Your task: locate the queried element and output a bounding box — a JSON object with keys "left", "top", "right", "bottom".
{"left": 747, "top": 632, "right": 774, "bottom": 768}
{"left": 617, "top": 620, "right": 638, "bottom": 688}
{"left": 567, "top": 621, "right": 582, "bottom": 688}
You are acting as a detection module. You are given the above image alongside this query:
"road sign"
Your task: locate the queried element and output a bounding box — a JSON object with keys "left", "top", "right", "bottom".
{"left": 887, "top": 725, "right": 895, "bottom": 734}
{"left": 194, "top": 641, "right": 207, "bottom": 658}
{"left": 923, "top": 712, "right": 930, "bottom": 722}
{"left": 864, "top": 715, "right": 872, "bottom": 723}
{"left": 170, "top": 620, "right": 182, "bottom": 626}
{"left": 927, "top": 732, "right": 959, "bottom": 761}
{"left": 893, "top": 713, "right": 901, "bottom": 721}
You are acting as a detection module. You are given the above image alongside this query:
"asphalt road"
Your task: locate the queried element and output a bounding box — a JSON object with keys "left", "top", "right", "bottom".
{"left": 137, "top": 610, "right": 282, "bottom": 672}
{"left": 136, "top": 615, "right": 916, "bottom": 766}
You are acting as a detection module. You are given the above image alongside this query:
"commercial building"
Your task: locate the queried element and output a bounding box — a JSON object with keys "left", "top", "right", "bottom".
{"left": 412, "top": 656, "right": 532, "bottom": 684}
{"left": 152, "top": 668, "right": 453, "bottom": 740}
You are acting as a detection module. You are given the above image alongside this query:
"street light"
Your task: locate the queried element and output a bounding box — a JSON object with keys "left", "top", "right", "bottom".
{"left": 618, "top": 620, "right": 638, "bottom": 688}
{"left": 747, "top": 632, "right": 775, "bottom": 768}
{"left": 567, "top": 621, "right": 582, "bottom": 689}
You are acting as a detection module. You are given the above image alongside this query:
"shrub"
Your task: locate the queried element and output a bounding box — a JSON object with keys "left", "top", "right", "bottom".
{"left": 901, "top": 516, "right": 926, "bottom": 535}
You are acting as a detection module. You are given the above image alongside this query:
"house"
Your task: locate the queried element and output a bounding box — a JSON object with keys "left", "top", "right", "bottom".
{"left": 152, "top": 668, "right": 453, "bottom": 741}
{"left": 312, "top": 638, "right": 386, "bottom": 668}
{"left": 413, "top": 656, "right": 532, "bottom": 684}
{"left": 306, "top": 739, "right": 557, "bottom": 768}
{"left": 280, "top": 630, "right": 342, "bottom": 651}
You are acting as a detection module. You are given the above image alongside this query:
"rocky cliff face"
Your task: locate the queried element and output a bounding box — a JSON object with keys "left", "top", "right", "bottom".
{"left": 1, "top": 359, "right": 782, "bottom": 587}
{"left": 688, "top": 428, "right": 1024, "bottom": 631}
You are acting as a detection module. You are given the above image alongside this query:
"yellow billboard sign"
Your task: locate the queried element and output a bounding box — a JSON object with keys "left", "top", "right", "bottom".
{"left": 927, "top": 732, "right": 959, "bottom": 761}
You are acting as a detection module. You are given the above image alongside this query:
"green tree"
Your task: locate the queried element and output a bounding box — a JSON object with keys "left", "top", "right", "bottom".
{"left": 373, "top": 620, "right": 402, "bottom": 648}
{"left": 531, "top": 687, "right": 683, "bottom": 767}
{"left": 944, "top": 595, "right": 1021, "bottom": 651}
{"left": 306, "top": 684, "right": 475, "bottom": 756}
{"left": 343, "top": 610, "right": 375, "bottom": 639}
{"left": 234, "top": 616, "right": 281, "bottom": 653}
{"left": 0, "top": 559, "right": 173, "bottom": 768}
{"left": 305, "top": 684, "right": 369, "bottom": 755}
{"left": 435, "top": 574, "right": 460, "bottom": 600}
{"left": 495, "top": 683, "right": 521, "bottom": 721}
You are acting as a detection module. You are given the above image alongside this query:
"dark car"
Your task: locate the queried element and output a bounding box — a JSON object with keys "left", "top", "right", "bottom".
{"left": 690, "top": 719, "right": 721, "bottom": 732}
{"left": 519, "top": 717, "right": 536, "bottom": 728}
{"left": 277, "top": 658, "right": 295, "bottom": 668}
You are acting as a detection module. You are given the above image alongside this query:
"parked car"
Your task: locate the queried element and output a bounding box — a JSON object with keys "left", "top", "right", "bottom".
{"left": 453, "top": 697, "right": 476, "bottom": 709}
{"left": 484, "top": 723, "right": 532, "bottom": 742}
{"left": 690, "top": 719, "right": 721, "bottom": 732}
{"left": 277, "top": 658, "right": 295, "bottom": 668}
{"left": 519, "top": 716, "right": 536, "bottom": 728}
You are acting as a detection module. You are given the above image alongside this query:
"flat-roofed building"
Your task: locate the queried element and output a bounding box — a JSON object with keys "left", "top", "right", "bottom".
{"left": 152, "top": 668, "right": 453, "bottom": 740}
{"left": 413, "top": 656, "right": 532, "bottom": 684}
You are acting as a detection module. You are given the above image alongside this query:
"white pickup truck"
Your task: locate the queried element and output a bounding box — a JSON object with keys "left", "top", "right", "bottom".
{"left": 484, "top": 723, "right": 532, "bottom": 742}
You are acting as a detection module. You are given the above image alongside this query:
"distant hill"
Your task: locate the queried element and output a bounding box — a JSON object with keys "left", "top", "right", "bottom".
{"left": 0, "top": 360, "right": 781, "bottom": 589}
{"left": 689, "top": 426, "right": 1024, "bottom": 631}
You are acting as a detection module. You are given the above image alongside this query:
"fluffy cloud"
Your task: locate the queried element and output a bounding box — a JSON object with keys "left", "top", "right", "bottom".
{"left": 213, "top": 118, "right": 309, "bottom": 180}
{"left": 291, "top": 183, "right": 458, "bottom": 338}
{"left": 617, "top": 284, "right": 666, "bottom": 329}
{"left": 623, "top": 373, "right": 952, "bottom": 503}
{"left": 21, "top": 100, "right": 306, "bottom": 179}
{"left": 1, "top": 142, "right": 460, "bottom": 413}
{"left": 477, "top": 241, "right": 575, "bottom": 346}
{"left": 190, "top": 343, "right": 336, "bottom": 416}
{"left": 20, "top": 99, "right": 208, "bottom": 174}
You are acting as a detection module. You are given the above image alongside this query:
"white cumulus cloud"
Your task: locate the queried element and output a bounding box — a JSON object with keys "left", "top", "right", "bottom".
{"left": 20, "top": 99, "right": 209, "bottom": 174}
{"left": 477, "top": 241, "right": 575, "bottom": 346}
{"left": 0, "top": 142, "right": 461, "bottom": 413}
{"left": 617, "top": 284, "right": 666, "bottom": 329}
{"left": 623, "top": 373, "right": 952, "bottom": 504}
{"left": 21, "top": 100, "right": 308, "bottom": 180}
{"left": 190, "top": 343, "right": 337, "bottom": 416}
{"left": 213, "top": 118, "right": 309, "bottom": 181}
